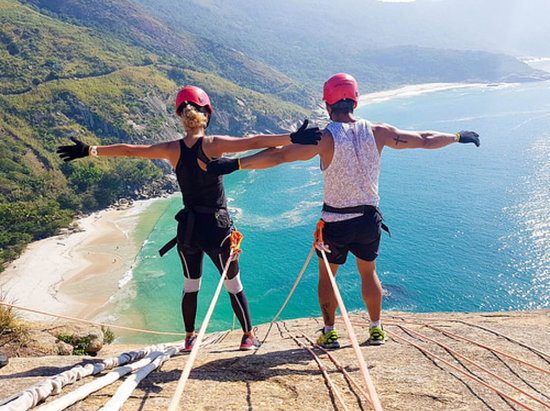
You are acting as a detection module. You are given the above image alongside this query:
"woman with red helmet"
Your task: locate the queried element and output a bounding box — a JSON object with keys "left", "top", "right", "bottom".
{"left": 57, "top": 85, "right": 321, "bottom": 351}
{"left": 207, "top": 73, "right": 480, "bottom": 349}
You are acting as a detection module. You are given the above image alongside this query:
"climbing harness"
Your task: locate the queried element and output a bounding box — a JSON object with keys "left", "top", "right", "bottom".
{"left": 321, "top": 204, "right": 390, "bottom": 236}
{"left": 159, "top": 206, "right": 231, "bottom": 256}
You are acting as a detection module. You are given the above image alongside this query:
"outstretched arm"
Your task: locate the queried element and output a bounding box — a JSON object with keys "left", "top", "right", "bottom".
{"left": 207, "top": 142, "right": 322, "bottom": 175}
{"left": 205, "top": 119, "right": 321, "bottom": 158}
{"left": 241, "top": 144, "right": 320, "bottom": 169}
{"left": 57, "top": 138, "right": 179, "bottom": 167}
{"left": 372, "top": 123, "right": 479, "bottom": 150}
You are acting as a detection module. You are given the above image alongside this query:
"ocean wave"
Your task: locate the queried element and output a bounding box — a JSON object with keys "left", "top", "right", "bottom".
{"left": 431, "top": 108, "right": 550, "bottom": 124}
{"left": 284, "top": 179, "right": 322, "bottom": 193}
{"left": 118, "top": 267, "right": 134, "bottom": 289}
{"left": 237, "top": 199, "right": 322, "bottom": 231}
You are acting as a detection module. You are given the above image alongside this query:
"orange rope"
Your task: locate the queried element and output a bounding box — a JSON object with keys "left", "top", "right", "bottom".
{"left": 376, "top": 315, "right": 550, "bottom": 375}
{"left": 290, "top": 335, "right": 350, "bottom": 411}
{"left": 394, "top": 324, "right": 550, "bottom": 408}
{"left": 355, "top": 324, "right": 535, "bottom": 411}
{"left": 301, "top": 334, "right": 372, "bottom": 405}
{"left": 421, "top": 323, "right": 550, "bottom": 375}
{"left": 0, "top": 301, "right": 186, "bottom": 336}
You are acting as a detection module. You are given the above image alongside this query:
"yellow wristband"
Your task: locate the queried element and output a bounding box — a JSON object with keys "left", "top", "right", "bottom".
{"left": 454, "top": 132, "right": 461, "bottom": 142}
{"left": 237, "top": 158, "right": 242, "bottom": 170}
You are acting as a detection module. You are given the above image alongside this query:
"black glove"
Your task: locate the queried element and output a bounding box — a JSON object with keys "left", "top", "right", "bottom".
{"left": 457, "top": 131, "right": 480, "bottom": 147}
{"left": 57, "top": 137, "right": 90, "bottom": 162}
{"left": 207, "top": 157, "right": 241, "bottom": 176}
{"left": 290, "top": 119, "right": 322, "bottom": 145}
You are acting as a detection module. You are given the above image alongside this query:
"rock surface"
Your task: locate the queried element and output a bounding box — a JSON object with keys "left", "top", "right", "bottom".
{"left": 0, "top": 310, "right": 548, "bottom": 410}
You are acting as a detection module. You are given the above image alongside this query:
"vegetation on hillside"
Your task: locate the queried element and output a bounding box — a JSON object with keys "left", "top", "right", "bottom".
{"left": 0, "top": 0, "right": 309, "bottom": 269}
{"left": 21, "top": 0, "right": 316, "bottom": 108}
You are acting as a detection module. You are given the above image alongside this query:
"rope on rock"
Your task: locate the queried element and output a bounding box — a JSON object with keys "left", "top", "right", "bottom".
{"left": 290, "top": 335, "right": 350, "bottom": 411}
{"left": 36, "top": 348, "right": 173, "bottom": 411}
{"left": 301, "top": 334, "right": 372, "bottom": 405}
{"left": 453, "top": 320, "right": 550, "bottom": 362}
{"left": 319, "top": 249, "right": 383, "bottom": 411}
{"left": 0, "top": 301, "right": 186, "bottom": 336}
{"left": 167, "top": 233, "right": 241, "bottom": 411}
{"left": 100, "top": 344, "right": 182, "bottom": 411}
{"left": 394, "top": 324, "right": 550, "bottom": 409}
{"left": 379, "top": 314, "right": 550, "bottom": 375}
{"left": 421, "top": 323, "right": 550, "bottom": 375}
{"left": 261, "top": 246, "right": 315, "bottom": 344}
{"left": 379, "top": 328, "right": 535, "bottom": 411}
{"left": 0, "top": 343, "right": 180, "bottom": 411}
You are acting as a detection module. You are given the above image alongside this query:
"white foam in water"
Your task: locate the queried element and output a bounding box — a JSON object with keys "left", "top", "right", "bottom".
{"left": 284, "top": 179, "right": 322, "bottom": 194}
{"left": 239, "top": 199, "right": 321, "bottom": 230}
{"left": 228, "top": 206, "right": 243, "bottom": 222}
{"left": 118, "top": 267, "right": 134, "bottom": 289}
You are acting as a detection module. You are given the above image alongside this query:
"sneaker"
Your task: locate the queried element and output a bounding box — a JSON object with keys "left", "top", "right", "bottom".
{"left": 240, "top": 334, "right": 261, "bottom": 351}
{"left": 184, "top": 335, "right": 197, "bottom": 351}
{"left": 366, "top": 326, "right": 386, "bottom": 346}
{"left": 316, "top": 328, "right": 340, "bottom": 349}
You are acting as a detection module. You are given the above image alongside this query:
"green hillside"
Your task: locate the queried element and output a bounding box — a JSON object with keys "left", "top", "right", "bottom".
{"left": 21, "top": 0, "right": 315, "bottom": 108}
{"left": 0, "top": 0, "right": 308, "bottom": 269}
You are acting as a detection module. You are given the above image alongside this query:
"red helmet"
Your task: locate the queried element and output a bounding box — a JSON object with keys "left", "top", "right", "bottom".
{"left": 322, "top": 73, "right": 359, "bottom": 108}
{"left": 175, "top": 85, "right": 213, "bottom": 116}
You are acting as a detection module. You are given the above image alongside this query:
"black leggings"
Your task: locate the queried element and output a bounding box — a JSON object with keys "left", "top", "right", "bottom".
{"left": 176, "top": 211, "right": 252, "bottom": 333}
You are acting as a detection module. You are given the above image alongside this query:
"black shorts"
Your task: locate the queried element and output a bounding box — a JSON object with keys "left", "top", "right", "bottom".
{"left": 176, "top": 209, "right": 238, "bottom": 279}
{"left": 316, "top": 209, "right": 382, "bottom": 265}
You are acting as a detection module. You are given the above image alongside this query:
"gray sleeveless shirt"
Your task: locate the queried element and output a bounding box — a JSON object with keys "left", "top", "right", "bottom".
{"left": 321, "top": 120, "right": 381, "bottom": 223}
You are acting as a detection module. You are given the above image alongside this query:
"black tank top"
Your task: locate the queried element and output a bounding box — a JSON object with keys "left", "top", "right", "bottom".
{"left": 175, "top": 138, "right": 226, "bottom": 209}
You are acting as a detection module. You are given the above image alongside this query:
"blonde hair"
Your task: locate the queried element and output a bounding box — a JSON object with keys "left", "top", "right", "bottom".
{"left": 181, "top": 105, "right": 208, "bottom": 130}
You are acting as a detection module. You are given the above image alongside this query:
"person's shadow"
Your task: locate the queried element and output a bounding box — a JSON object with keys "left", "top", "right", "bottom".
{"left": 134, "top": 347, "right": 329, "bottom": 410}
{"left": 139, "top": 347, "right": 314, "bottom": 389}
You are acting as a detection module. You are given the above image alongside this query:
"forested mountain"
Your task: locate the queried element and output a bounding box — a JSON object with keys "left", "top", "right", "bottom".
{"left": 135, "top": 0, "right": 550, "bottom": 90}
{"left": 0, "top": 0, "right": 309, "bottom": 267}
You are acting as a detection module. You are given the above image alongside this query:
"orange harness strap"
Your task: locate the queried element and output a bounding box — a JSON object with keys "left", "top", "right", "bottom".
{"left": 229, "top": 229, "right": 244, "bottom": 258}
{"left": 313, "top": 219, "right": 325, "bottom": 244}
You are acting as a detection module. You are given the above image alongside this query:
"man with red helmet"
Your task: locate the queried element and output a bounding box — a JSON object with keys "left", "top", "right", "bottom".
{"left": 207, "top": 73, "right": 480, "bottom": 348}
{"left": 57, "top": 85, "right": 321, "bottom": 351}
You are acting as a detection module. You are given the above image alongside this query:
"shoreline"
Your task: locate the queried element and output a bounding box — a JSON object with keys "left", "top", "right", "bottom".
{"left": 0, "top": 197, "right": 173, "bottom": 322}
{"left": 358, "top": 82, "right": 492, "bottom": 107}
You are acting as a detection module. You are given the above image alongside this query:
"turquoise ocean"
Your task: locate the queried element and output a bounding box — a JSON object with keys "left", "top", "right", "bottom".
{"left": 111, "top": 81, "right": 550, "bottom": 343}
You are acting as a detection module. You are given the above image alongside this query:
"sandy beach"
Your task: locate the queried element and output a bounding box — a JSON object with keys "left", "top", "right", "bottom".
{"left": 0, "top": 197, "right": 171, "bottom": 322}
{"left": 358, "top": 82, "right": 489, "bottom": 107}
